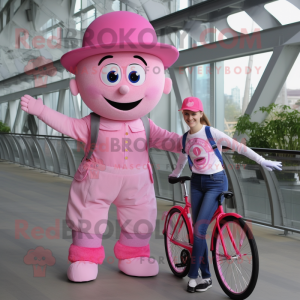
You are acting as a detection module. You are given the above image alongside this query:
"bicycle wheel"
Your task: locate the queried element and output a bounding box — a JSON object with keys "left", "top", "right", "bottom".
{"left": 212, "top": 216, "right": 259, "bottom": 300}
{"left": 164, "top": 208, "right": 191, "bottom": 277}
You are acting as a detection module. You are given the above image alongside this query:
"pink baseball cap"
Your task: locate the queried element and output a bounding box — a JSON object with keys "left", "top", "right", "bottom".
{"left": 179, "top": 97, "right": 204, "bottom": 112}
{"left": 61, "top": 11, "right": 179, "bottom": 74}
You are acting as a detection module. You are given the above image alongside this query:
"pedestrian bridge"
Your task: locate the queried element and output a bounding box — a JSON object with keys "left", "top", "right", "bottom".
{"left": 0, "top": 139, "right": 299, "bottom": 299}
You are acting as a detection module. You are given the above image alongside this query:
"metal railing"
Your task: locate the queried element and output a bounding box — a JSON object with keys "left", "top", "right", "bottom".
{"left": 0, "top": 133, "right": 80, "bottom": 176}
{"left": 1, "top": 133, "right": 300, "bottom": 234}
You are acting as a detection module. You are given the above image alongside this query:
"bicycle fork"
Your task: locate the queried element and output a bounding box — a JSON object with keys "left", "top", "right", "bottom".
{"left": 170, "top": 182, "right": 193, "bottom": 238}
{"left": 215, "top": 194, "right": 244, "bottom": 260}
{"left": 162, "top": 181, "right": 193, "bottom": 251}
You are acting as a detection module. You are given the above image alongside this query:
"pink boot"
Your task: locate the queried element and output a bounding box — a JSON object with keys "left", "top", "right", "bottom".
{"left": 114, "top": 241, "right": 159, "bottom": 277}
{"left": 67, "top": 261, "right": 98, "bottom": 282}
{"left": 118, "top": 257, "right": 159, "bottom": 277}
{"left": 67, "top": 244, "right": 105, "bottom": 282}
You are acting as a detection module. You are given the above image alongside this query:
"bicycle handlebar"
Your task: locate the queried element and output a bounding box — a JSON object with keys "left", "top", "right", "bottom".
{"left": 168, "top": 176, "right": 191, "bottom": 184}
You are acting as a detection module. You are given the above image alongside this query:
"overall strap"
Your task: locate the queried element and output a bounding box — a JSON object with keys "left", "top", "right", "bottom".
{"left": 84, "top": 114, "right": 149, "bottom": 162}
{"left": 86, "top": 112, "right": 101, "bottom": 161}
{"left": 141, "top": 116, "right": 153, "bottom": 183}
{"left": 141, "top": 115, "right": 150, "bottom": 151}
{"left": 182, "top": 131, "right": 193, "bottom": 171}
{"left": 205, "top": 126, "right": 224, "bottom": 167}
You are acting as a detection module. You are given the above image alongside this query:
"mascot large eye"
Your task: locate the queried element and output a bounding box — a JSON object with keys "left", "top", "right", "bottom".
{"left": 101, "top": 64, "right": 121, "bottom": 86}
{"left": 126, "top": 64, "right": 145, "bottom": 86}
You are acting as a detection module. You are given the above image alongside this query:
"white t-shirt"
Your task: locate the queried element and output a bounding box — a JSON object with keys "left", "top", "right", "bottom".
{"left": 172, "top": 125, "right": 266, "bottom": 176}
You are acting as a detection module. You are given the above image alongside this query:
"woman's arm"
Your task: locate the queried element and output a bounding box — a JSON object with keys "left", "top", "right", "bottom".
{"left": 214, "top": 128, "right": 265, "bottom": 164}
{"left": 214, "top": 128, "right": 282, "bottom": 171}
{"left": 169, "top": 151, "right": 188, "bottom": 177}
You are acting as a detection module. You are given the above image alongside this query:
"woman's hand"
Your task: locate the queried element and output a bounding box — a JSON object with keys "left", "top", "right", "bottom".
{"left": 21, "top": 94, "right": 44, "bottom": 117}
{"left": 261, "top": 160, "right": 282, "bottom": 171}
{"left": 169, "top": 172, "right": 179, "bottom": 178}
{"left": 168, "top": 174, "right": 182, "bottom": 184}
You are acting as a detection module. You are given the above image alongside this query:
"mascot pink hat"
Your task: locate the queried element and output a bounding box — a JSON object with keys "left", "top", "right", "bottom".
{"left": 61, "top": 11, "right": 179, "bottom": 73}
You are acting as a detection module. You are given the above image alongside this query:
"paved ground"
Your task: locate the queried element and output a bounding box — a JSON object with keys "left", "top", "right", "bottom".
{"left": 0, "top": 160, "right": 299, "bottom": 300}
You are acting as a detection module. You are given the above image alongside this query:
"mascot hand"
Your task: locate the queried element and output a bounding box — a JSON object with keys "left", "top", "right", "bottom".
{"left": 21, "top": 94, "right": 44, "bottom": 117}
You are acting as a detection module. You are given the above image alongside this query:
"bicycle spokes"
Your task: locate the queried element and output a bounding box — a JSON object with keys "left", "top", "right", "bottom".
{"left": 239, "top": 230, "right": 246, "bottom": 251}
{"left": 165, "top": 209, "right": 191, "bottom": 276}
{"left": 215, "top": 220, "right": 253, "bottom": 295}
{"left": 170, "top": 214, "right": 185, "bottom": 240}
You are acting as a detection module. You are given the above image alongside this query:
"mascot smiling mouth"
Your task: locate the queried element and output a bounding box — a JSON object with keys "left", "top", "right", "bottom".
{"left": 104, "top": 97, "right": 142, "bottom": 111}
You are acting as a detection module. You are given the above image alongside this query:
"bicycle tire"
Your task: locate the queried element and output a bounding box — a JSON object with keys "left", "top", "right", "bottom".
{"left": 164, "top": 208, "right": 192, "bottom": 278}
{"left": 212, "top": 216, "right": 259, "bottom": 300}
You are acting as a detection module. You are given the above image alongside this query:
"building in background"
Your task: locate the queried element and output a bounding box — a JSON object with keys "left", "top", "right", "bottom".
{"left": 231, "top": 86, "right": 241, "bottom": 108}
{"left": 0, "top": 0, "right": 300, "bottom": 137}
{"left": 287, "top": 89, "right": 300, "bottom": 110}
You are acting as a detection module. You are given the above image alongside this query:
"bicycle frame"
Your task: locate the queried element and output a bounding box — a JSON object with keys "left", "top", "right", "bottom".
{"left": 163, "top": 181, "right": 244, "bottom": 261}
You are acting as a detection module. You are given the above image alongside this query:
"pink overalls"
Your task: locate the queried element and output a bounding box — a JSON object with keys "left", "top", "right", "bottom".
{"left": 38, "top": 106, "right": 181, "bottom": 263}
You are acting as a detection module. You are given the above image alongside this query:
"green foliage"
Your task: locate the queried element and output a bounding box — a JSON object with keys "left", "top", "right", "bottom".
{"left": 232, "top": 104, "right": 300, "bottom": 180}
{"left": 0, "top": 120, "right": 10, "bottom": 133}
{"left": 234, "top": 103, "right": 300, "bottom": 150}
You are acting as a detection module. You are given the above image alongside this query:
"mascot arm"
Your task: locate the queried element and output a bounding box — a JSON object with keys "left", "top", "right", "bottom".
{"left": 21, "top": 94, "right": 89, "bottom": 143}
{"left": 38, "top": 106, "right": 89, "bottom": 143}
{"left": 149, "top": 118, "right": 182, "bottom": 153}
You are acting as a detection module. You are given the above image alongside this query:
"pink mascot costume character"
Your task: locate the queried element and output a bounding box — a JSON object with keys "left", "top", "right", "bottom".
{"left": 20, "top": 11, "right": 182, "bottom": 282}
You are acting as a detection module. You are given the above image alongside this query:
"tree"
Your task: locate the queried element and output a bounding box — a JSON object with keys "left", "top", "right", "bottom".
{"left": 0, "top": 121, "right": 10, "bottom": 133}
{"left": 234, "top": 103, "right": 300, "bottom": 150}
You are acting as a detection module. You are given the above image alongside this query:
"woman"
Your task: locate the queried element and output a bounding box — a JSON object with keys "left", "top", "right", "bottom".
{"left": 169, "top": 97, "right": 282, "bottom": 293}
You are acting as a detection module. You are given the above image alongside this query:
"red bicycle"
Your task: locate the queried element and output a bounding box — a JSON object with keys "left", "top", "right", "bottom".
{"left": 163, "top": 176, "right": 259, "bottom": 300}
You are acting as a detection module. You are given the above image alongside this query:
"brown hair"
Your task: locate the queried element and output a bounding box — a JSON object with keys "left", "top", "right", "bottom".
{"left": 182, "top": 110, "right": 211, "bottom": 126}
{"left": 201, "top": 112, "right": 211, "bottom": 126}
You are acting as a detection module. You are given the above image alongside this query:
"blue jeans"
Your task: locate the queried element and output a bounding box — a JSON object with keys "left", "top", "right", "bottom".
{"left": 188, "top": 170, "right": 228, "bottom": 279}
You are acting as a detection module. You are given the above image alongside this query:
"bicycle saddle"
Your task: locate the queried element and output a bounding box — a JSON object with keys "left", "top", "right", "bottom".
{"left": 221, "top": 191, "right": 234, "bottom": 198}
{"left": 168, "top": 176, "right": 191, "bottom": 184}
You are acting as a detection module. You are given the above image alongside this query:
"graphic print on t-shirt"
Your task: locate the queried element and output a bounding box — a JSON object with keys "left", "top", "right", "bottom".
{"left": 185, "top": 138, "right": 214, "bottom": 171}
